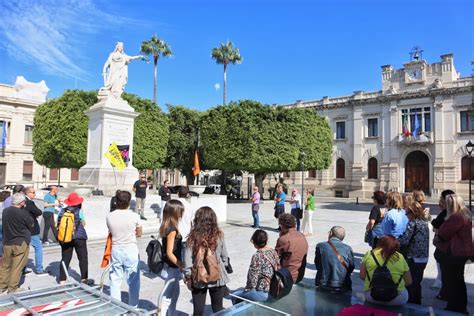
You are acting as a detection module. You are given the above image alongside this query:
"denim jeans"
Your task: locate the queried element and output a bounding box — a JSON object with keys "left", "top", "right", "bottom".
{"left": 160, "top": 265, "right": 181, "bottom": 315}
{"left": 30, "top": 235, "right": 43, "bottom": 273}
{"left": 109, "top": 246, "right": 140, "bottom": 308}
{"left": 252, "top": 210, "right": 259, "bottom": 227}
{"left": 232, "top": 289, "right": 268, "bottom": 303}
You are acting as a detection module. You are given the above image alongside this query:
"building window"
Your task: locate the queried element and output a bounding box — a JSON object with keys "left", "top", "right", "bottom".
{"left": 336, "top": 158, "right": 345, "bottom": 179}
{"left": 71, "top": 168, "right": 79, "bottom": 181}
{"left": 23, "top": 161, "right": 33, "bottom": 181}
{"left": 24, "top": 125, "right": 33, "bottom": 144}
{"left": 49, "top": 168, "right": 58, "bottom": 181}
{"left": 401, "top": 107, "right": 432, "bottom": 135}
{"left": 461, "top": 156, "right": 474, "bottom": 180}
{"left": 368, "top": 118, "right": 378, "bottom": 137}
{"left": 368, "top": 157, "right": 378, "bottom": 179}
{"left": 308, "top": 169, "right": 317, "bottom": 178}
{"left": 283, "top": 171, "right": 290, "bottom": 178}
{"left": 460, "top": 111, "right": 474, "bottom": 132}
{"left": 336, "top": 122, "right": 346, "bottom": 139}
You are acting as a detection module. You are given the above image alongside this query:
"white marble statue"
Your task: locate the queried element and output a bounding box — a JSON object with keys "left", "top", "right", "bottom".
{"left": 101, "top": 42, "right": 145, "bottom": 98}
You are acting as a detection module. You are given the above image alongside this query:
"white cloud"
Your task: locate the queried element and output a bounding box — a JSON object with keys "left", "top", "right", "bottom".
{"left": 214, "top": 83, "right": 221, "bottom": 90}
{"left": 0, "top": 0, "right": 141, "bottom": 81}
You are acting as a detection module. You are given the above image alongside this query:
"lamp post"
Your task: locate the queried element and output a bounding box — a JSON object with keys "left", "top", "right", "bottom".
{"left": 466, "top": 140, "right": 474, "bottom": 213}
{"left": 300, "top": 151, "right": 306, "bottom": 208}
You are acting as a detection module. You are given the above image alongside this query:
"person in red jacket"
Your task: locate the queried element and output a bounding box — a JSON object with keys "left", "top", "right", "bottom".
{"left": 436, "top": 194, "right": 473, "bottom": 314}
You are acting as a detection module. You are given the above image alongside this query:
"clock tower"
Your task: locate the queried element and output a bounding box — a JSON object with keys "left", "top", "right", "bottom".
{"left": 381, "top": 48, "right": 459, "bottom": 93}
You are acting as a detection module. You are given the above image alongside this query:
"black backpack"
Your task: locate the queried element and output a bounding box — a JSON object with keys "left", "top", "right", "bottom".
{"left": 269, "top": 267, "right": 293, "bottom": 300}
{"left": 146, "top": 236, "right": 164, "bottom": 274}
{"left": 367, "top": 251, "right": 403, "bottom": 302}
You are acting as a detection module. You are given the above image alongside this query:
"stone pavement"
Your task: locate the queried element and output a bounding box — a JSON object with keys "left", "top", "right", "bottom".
{"left": 17, "top": 198, "right": 474, "bottom": 315}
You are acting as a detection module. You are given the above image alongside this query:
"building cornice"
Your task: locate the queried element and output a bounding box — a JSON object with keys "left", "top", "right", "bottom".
{"left": 281, "top": 77, "right": 473, "bottom": 110}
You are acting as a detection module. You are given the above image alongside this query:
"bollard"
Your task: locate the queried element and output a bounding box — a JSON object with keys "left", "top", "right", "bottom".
{"left": 356, "top": 197, "right": 359, "bottom": 204}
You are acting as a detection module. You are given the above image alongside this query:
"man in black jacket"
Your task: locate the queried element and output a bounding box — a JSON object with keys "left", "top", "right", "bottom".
{"left": 0, "top": 193, "right": 34, "bottom": 293}
{"left": 23, "top": 187, "right": 47, "bottom": 275}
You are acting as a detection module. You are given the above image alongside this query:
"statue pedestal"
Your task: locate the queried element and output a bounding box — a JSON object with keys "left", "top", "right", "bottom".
{"left": 79, "top": 94, "right": 139, "bottom": 195}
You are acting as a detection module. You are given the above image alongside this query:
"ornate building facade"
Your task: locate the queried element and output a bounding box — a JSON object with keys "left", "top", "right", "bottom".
{"left": 279, "top": 53, "right": 473, "bottom": 198}
{"left": 0, "top": 77, "right": 79, "bottom": 188}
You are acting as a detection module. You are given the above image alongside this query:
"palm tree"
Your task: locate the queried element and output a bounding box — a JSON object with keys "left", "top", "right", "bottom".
{"left": 140, "top": 35, "right": 173, "bottom": 105}
{"left": 211, "top": 41, "right": 242, "bottom": 105}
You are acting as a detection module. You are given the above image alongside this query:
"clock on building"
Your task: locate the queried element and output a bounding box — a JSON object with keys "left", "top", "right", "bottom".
{"left": 407, "top": 68, "right": 422, "bottom": 82}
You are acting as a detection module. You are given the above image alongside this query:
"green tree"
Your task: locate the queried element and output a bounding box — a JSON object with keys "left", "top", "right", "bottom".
{"left": 211, "top": 41, "right": 242, "bottom": 105}
{"left": 140, "top": 35, "right": 173, "bottom": 105}
{"left": 33, "top": 90, "right": 97, "bottom": 169}
{"left": 33, "top": 90, "right": 169, "bottom": 173}
{"left": 200, "top": 100, "right": 332, "bottom": 193}
{"left": 165, "top": 105, "right": 201, "bottom": 184}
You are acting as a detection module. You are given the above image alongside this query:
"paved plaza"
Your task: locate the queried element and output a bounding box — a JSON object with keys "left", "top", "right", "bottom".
{"left": 17, "top": 198, "right": 474, "bottom": 315}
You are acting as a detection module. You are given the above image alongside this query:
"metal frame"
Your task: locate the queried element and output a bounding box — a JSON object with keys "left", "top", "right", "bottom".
{"left": 228, "top": 294, "right": 290, "bottom": 315}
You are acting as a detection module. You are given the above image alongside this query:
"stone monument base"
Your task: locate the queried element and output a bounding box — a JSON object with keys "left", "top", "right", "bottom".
{"left": 79, "top": 93, "right": 139, "bottom": 195}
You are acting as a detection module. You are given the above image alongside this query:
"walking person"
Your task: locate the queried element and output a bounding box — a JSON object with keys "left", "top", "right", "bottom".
{"left": 160, "top": 200, "right": 184, "bottom": 315}
{"left": 58, "top": 192, "right": 90, "bottom": 284}
{"left": 290, "top": 189, "right": 302, "bottom": 231}
{"left": 106, "top": 191, "right": 142, "bottom": 308}
{"left": 273, "top": 184, "right": 286, "bottom": 229}
{"left": 250, "top": 186, "right": 260, "bottom": 228}
{"left": 184, "top": 207, "right": 230, "bottom": 316}
{"left": 23, "top": 186, "right": 46, "bottom": 275}
{"left": 430, "top": 189, "right": 454, "bottom": 298}
{"left": 301, "top": 189, "right": 315, "bottom": 236}
{"left": 232, "top": 229, "right": 279, "bottom": 303}
{"left": 158, "top": 180, "right": 171, "bottom": 220}
{"left": 133, "top": 174, "right": 147, "bottom": 220}
{"left": 0, "top": 193, "right": 33, "bottom": 293}
{"left": 436, "top": 194, "right": 473, "bottom": 314}
{"left": 398, "top": 197, "right": 430, "bottom": 304}
{"left": 43, "top": 185, "right": 60, "bottom": 245}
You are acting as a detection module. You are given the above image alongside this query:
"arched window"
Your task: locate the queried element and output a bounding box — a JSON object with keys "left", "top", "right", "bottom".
{"left": 461, "top": 156, "right": 474, "bottom": 180}
{"left": 336, "top": 158, "right": 345, "bottom": 179}
{"left": 368, "top": 157, "right": 378, "bottom": 179}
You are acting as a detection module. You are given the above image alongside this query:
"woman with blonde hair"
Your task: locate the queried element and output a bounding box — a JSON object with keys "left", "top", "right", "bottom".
{"left": 398, "top": 198, "right": 430, "bottom": 304}
{"left": 381, "top": 192, "right": 408, "bottom": 238}
{"left": 412, "top": 190, "right": 430, "bottom": 219}
{"left": 159, "top": 199, "right": 184, "bottom": 315}
{"left": 436, "top": 194, "right": 473, "bottom": 314}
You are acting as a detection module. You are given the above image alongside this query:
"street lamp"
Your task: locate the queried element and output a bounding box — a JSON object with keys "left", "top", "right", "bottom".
{"left": 300, "top": 151, "right": 306, "bottom": 208}
{"left": 466, "top": 140, "right": 474, "bottom": 213}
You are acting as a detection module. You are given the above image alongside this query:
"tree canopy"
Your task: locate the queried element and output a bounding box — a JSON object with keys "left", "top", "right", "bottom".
{"left": 33, "top": 90, "right": 168, "bottom": 171}
{"left": 199, "top": 100, "right": 332, "bottom": 190}
{"left": 33, "top": 90, "right": 96, "bottom": 169}
{"left": 164, "top": 105, "right": 201, "bottom": 184}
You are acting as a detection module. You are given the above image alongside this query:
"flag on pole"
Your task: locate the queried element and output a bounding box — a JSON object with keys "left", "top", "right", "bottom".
{"left": 413, "top": 112, "right": 421, "bottom": 139}
{"left": 402, "top": 114, "right": 411, "bottom": 138}
{"left": 0, "top": 122, "right": 6, "bottom": 157}
{"left": 105, "top": 142, "right": 126, "bottom": 171}
{"left": 192, "top": 148, "right": 200, "bottom": 176}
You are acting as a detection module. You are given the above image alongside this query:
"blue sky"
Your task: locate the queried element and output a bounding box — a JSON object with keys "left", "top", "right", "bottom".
{"left": 0, "top": 0, "right": 472, "bottom": 111}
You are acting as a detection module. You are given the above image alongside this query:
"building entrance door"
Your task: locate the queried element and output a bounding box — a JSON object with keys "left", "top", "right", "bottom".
{"left": 405, "top": 151, "right": 430, "bottom": 194}
{"left": 0, "top": 163, "right": 5, "bottom": 187}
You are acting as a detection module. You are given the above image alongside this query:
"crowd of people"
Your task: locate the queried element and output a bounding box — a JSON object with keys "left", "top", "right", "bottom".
{"left": 0, "top": 181, "right": 472, "bottom": 315}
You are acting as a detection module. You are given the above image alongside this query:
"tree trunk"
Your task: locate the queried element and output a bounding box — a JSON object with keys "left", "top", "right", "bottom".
{"left": 223, "top": 63, "right": 227, "bottom": 105}
{"left": 153, "top": 56, "right": 158, "bottom": 105}
{"left": 254, "top": 173, "right": 266, "bottom": 199}
{"left": 185, "top": 171, "right": 194, "bottom": 187}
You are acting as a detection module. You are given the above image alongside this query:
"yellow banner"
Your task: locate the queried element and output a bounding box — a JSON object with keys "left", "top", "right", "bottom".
{"left": 105, "top": 142, "right": 126, "bottom": 171}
